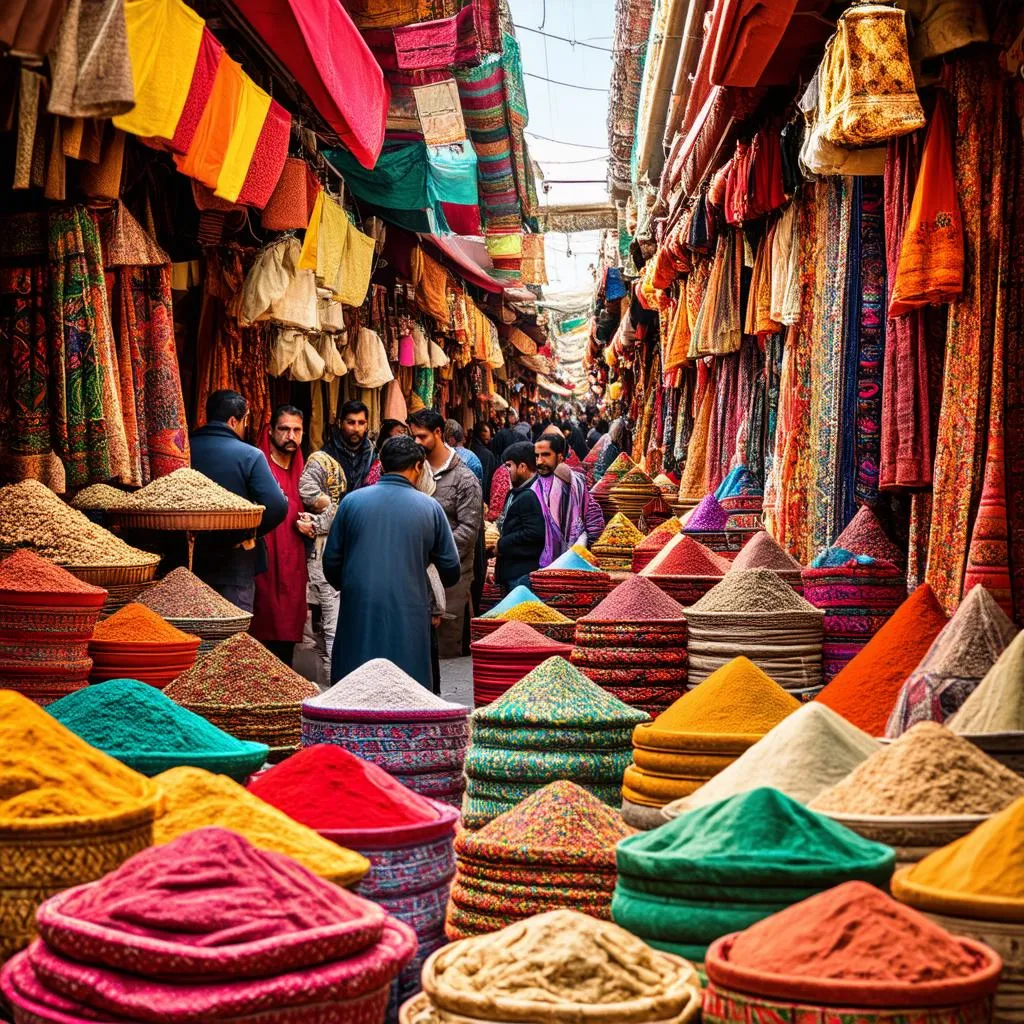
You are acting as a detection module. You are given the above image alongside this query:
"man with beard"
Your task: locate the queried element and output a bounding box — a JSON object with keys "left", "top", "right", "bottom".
{"left": 322, "top": 401, "right": 376, "bottom": 493}
{"left": 250, "top": 405, "right": 310, "bottom": 667}
{"left": 532, "top": 433, "right": 604, "bottom": 566}
{"left": 408, "top": 408, "right": 482, "bottom": 658}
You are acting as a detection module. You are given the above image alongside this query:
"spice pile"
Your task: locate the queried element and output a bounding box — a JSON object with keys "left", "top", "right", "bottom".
{"left": 0, "top": 480, "right": 156, "bottom": 567}
{"left": 640, "top": 492, "right": 673, "bottom": 530}
{"left": 153, "top": 766, "right": 369, "bottom": 885}
{"left": 406, "top": 909, "right": 700, "bottom": 1024}
{"left": 631, "top": 516, "right": 682, "bottom": 573}
{"left": 529, "top": 548, "right": 613, "bottom": 620}
{"left": 815, "top": 583, "right": 949, "bottom": 735}
{"left": 810, "top": 721, "right": 1024, "bottom": 818}
{"left": 802, "top": 550, "right": 907, "bottom": 684}
{"left": 571, "top": 575, "right": 688, "bottom": 715}
{"left": 89, "top": 602, "right": 201, "bottom": 688}
{"left": 48, "top": 678, "right": 268, "bottom": 779}
{"left": 164, "top": 632, "right": 318, "bottom": 749}
{"left": 126, "top": 467, "right": 262, "bottom": 512}
{"left": 703, "top": 882, "right": 999, "bottom": 1018}
{"left": 302, "top": 657, "right": 469, "bottom": 805}
{"left": 613, "top": 789, "right": 895, "bottom": 963}
{"left": 463, "top": 656, "right": 648, "bottom": 829}
{"left": 591, "top": 512, "right": 646, "bottom": 572}
{"left": 470, "top": 621, "right": 574, "bottom": 707}
{"left": 609, "top": 466, "right": 659, "bottom": 523}
{"left": 639, "top": 532, "right": 730, "bottom": 603}
{"left": 729, "top": 530, "right": 804, "bottom": 590}
{"left": 834, "top": 505, "right": 905, "bottom": 565}
{"left": 0, "top": 829, "right": 416, "bottom": 1023}
{"left": 886, "top": 585, "right": 1017, "bottom": 736}
{"left": 69, "top": 484, "right": 130, "bottom": 511}
{"left": 684, "top": 492, "right": 731, "bottom": 532}
{"left": 477, "top": 585, "right": 573, "bottom": 640}
{"left": 590, "top": 452, "right": 636, "bottom": 519}
{"left": 0, "top": 550, "right": 107, "bottom": 704}
{"left": 0, "top": 691, "right": 160, "bottom": 959}
{"left": 250, "top": 745, "right": 458, "bottom": 1008}
{"left": 684, "top": 568, "right": 824, "bottom": 694}
{"left": 664, "top": 702, "right": 879, "bottom": 816}
{"left": 446, "top": 782, "right": 633, "bottom": 939}
{"left": 948, "top": 631, "right": 1024, "bottom": 735}
{"left": 623, "top": 657, "right": 800, "bottom": 820}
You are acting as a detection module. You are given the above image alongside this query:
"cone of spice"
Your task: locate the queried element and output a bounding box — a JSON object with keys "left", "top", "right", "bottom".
{"left": 0, "top": 550, "right": 107, "bottom": 704}
{"left": 834, "top": 505, "right": 905, "bottom": 566}
{"left": 640, "top": 533, "right": 730, "bottom": 604}
{"left": 572, "top": 575, "right": 688, "bottom": 716}
{"left": 614, "top": 791, "right": 895, "bottom": 963}
{"left": 89, "top": 603, "right": 201, "bottom": 690}
{"left": 463, "top": 656, "right": 649, "bottom": 829}
{"left": 591, "top": 452, "right": 636, "bottom": 519}
{"left": 948, "top": 631, "right": 1024, "bottom": 736}
{"left": 470, "top": 622, "right": 574, "bottom": 707}
{"left": 250, "top": 745, "right": 458, "bottom": 1008}
{"left": 529, "top": 549, "right": 614, "bottom": 621}
{"left": 684, "top": 493, "right": 730, "bottom": 532}
{"left": 728, "top": 531, "right": 803, "bottom": 592}
{"left": 164, "top": 632, "right": 317, "bottom": 750}
{"left": 815, "top": 584, "right": 949, "bottom": 735}
{"left": 885, "top": 585, "right": 1017, "bottom": 737}
{"left": 474, "top": 585, "right": 574, "bottom": 643}
{"left": 609, "top": 466, "right": 659, "bottom": 524}
{"left": 802, "top": 550, "right": 908, "bottom": 685}
{"left": 446, "top": 781, "right": 633, "bottom": 940}
{"left": 591, "top": 513, "right": 646, "bottom": 572}
{"left": 631, "top": 517, "right": 683, "bottom": 574}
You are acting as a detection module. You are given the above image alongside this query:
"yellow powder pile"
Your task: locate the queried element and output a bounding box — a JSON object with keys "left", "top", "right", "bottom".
{"left": 494, "top": 602, "right": 572, "bottom": 624}
{"left": 571, "top": 544, "right": 598, "bottom": 565}
{"left": 153, "top": 767, "right": 369, "bottom": 886}
{"left": 0, "top": 691, "right": 159, "bottom": 823}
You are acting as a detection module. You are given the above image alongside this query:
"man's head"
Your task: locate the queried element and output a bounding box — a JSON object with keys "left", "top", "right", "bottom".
{"left": 338, "top": 400, "right": 369, "bottom": 449}
{"left": 380, "top": 435, "right": 426, "bottom": 485}
{"left": 503, "top": 441, "right": 536, "bottom": 488}
{"left": 444, "top": 419, "right": 466, "bottom": 448}
{"left": 270, "top": 405, "right": 303, "bottom": 456}
{"left": 534, "top": 433, "right": 566, "bottom": 477}
{"left": 408, "top": 409, "right": 445, "bottom": 456}
{"left": 475, "top": 422, "right": 492, "bottom": 445}
{"left": 506, "top": 409, "right": 518, "bottom": 426}
{"left": 206, "top": 390, "right": 248, "bottom": 439}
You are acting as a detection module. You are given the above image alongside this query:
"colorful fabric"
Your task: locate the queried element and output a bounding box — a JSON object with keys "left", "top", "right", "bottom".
{"left": 236, "top": 101, "right": 291, "bottom": 210}
{"left": 174, "top": 53, "right": 244, "bottom": 190}
{"left": 413, "top": 78, "right": 465, "bottom": 144}
{"left": 214, "top": 73, "right": 272, "bottom": 203}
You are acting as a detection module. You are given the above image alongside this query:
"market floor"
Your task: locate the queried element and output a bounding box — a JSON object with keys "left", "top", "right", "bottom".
{"left": 440, "top": 657, "right": 472, "bottom": 707}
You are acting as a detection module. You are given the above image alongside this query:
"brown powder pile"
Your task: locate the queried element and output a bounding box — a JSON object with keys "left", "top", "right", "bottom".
{"left": 689, "top": 567, "right": 815, "bottom": 614}
{"left": 810, "top": 721, "right": 1024, "bottom": 816}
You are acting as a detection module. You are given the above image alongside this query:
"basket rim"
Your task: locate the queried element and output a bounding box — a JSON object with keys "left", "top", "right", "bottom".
{"left": 300, "top": 703, "right": 468, "bottom": 722}
{"left": 106, "top": 508, "right": 265, "bottom": 531}
{"left": 317, "top": 798, "right": 460, "bottom": 847}
{"left": 818, "top": 811, "right": 991, "bottom": 827}
{"left": 0, "top": 785, "right": 161, "bottom": 837}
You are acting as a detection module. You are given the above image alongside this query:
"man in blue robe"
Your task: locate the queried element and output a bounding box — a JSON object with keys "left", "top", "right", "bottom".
{"left": 323, "top": 435, "right": 461, "bottom": 688}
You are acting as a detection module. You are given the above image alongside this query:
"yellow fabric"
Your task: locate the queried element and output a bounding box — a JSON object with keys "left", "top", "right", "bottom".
{"left": 114, "top": 0, "right": 203, "bottom": 141}
{"left": 214, "top": 75, "right": 272, "bottom": 202}
{"left": 335, "top": 223, "right": 376, "bottom": 307}
{"left": 485, "top": 232, "right": 523, "bottom": 257}
{"left": 174, "top": 55, "right": 243, "bottom": 189}
{"left": 412, "top": 247, "right": 450, "bottom": 324}
{"left": 298, "top": 191, "right": 324, "bottom": 273}
{"left": 315, "top": 195, "right": 348, "bottom": 292}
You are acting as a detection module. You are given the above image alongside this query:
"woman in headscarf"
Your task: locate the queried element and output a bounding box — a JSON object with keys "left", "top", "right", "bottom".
{"left": 593, "top": 417, "right": 630, "bottom": 482}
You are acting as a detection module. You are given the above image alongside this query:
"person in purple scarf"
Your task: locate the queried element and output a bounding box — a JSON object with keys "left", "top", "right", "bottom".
{"left": 531, "top": 433, "right": 605, "bottom": 566}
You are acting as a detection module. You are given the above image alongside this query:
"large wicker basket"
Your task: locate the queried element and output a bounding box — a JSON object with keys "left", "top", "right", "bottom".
{"left": 107, "top": 508, "right": 264, "bottom": 532}
{"left": 65, "top": 558, "right": 161, "bottom": 587}
{"left": 818, "top": 811, "right": 989, "bottom": 867}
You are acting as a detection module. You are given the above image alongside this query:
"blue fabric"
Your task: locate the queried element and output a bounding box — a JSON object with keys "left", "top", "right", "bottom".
{"left": 605, "top": 267, "right": 627, "bottom": 301}
{"left": 455, "top": 446, "right": 483, "bottom": 483}
{"left": 811, "top": 546, "right": 877, "bottom": 569}
{"left": 426, "top": 142, "right": 479, "bottom": 209}
{"left": 323, "top": 475, "right": 460, "bottom": 687}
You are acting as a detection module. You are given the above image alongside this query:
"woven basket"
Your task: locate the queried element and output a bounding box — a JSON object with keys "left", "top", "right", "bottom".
{"left": 98, "top": 579, "right": 155, "bottom": 617}
{"left": 318, "top": 799, "right": 460, "bottom": 851}
{"left": 818, "top": 811, "right": 989, "bottom": 866}
{"left": 300, "top": 716, "right": 468, "bottom": 773}
{"left": 106, "top": 508, "right": 264, "bottom": 532}
{"left": 955, "top": 733, "right": 1024, "bottom": 779}
{"left": 65, "top": 558, "right": 160, "bottom": 586}
{"left": 109, "top": 742, "right": 269, "bottom": 780}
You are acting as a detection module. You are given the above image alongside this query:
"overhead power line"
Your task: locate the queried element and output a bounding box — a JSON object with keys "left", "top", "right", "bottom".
{"left": 523, "top": 72, "right": 609, "bottom": 93}
{"left": 513, "top": 24, "right": 614, "bottom": 52}
{"left": 525, "top": 131, "right": 609, "bottom": 149}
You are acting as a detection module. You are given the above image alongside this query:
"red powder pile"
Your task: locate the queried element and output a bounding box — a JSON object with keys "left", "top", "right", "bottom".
{"left": 726, "top": 881, "right": 978, "bottom": 984}
{"left": 0, "top": 549, "right": 104, "bottom": 595}
{"left": 249, "top": 745, "right": 439, "bottom": 830}
{"left": 835, "top": 507, "right": 904, "bottom": 565}
{"left": 582, "top": 574, "right": 685, "bottom": 621}
{"left": 475, "top": 621, "right": 568, "bottom": 650}
{"left": 816, "top": 584, "right": 948, "bottom": 735}
{"left": 635, "top": 523, "right": 678, "bottom": 553}
{"left": 650, "top": 536, "right": 730, "bottom": 577}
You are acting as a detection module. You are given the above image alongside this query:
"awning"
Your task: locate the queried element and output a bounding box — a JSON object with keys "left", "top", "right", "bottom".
{"left": 420, "top": 233, "right": 505, "bottom": 293}
{"left": 230, "top": 0, "right": 388, "bottom": 170}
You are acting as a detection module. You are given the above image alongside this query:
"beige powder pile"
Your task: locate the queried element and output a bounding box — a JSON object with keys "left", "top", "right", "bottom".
{"left": 810, "top": 721, "right": 1024, "bottom": 816}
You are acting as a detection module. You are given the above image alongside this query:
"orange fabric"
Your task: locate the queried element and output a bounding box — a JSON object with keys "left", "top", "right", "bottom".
{"left": 412, "top": 247, "right": 450, "bottom": 324}
{"left": 651, "top": 246, "right": 677, "bottom": 289}
{"left": 665, "top": 297, "right": 691, "bottom": 372}
{"left": 889, "top": 93, "right": 963, "bottom": 316}
{"left": 174, "top": 54, "right": 243, "bottom": 189}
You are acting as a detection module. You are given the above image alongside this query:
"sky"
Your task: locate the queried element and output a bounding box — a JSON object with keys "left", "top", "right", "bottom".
{"left": 511, "top": 0, "right": 615, "bottom": 300}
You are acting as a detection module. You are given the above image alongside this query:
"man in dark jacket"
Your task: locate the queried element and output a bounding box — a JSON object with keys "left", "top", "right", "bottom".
{"left": 495, "top": 441, "right": 545, "bottom": 593}
{"left": 188, "top": 390, "right": 289, "bottom": 612}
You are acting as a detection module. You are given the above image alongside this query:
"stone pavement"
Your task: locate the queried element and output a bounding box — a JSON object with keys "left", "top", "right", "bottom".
{"left": 440, "top": 656, "right": 472, "bottom": 708}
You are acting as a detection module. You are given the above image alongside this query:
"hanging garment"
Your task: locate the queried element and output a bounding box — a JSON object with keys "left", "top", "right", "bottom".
{"left": 214, "top": 74, "right": 272, "bottom": 203}
{"left": 889, "top": 94, "right": 963, "bottom": 316}
{"left": 238, "top": 237, "right": 318, "bottom": 331}
{"left": 677, "top": 360, "right": 717, "bottom": 503}
{"left": 413, "top": 78, "right": 465, "bottom": 145}
{"left": 333, "top": 220, "right": 376, "bottom": 308}
{"left": 410, "top": 246, "right": 450, "bottom": 324}
{"left": 157, "top": 25, "right": 222, "bottom": 156}
{"left": 1, "top": 0, "right": 66, "bottom": 59}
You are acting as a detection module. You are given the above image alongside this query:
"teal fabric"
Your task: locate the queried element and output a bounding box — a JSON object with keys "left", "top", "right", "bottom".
{"left": 426, "top": 141, "right": 479, "bottom": 209}
{"left": 615, "top": 788, "right": 895, "bottom": 887}
{"left": 326, "top": 143, "right": 428, "bottom": 211}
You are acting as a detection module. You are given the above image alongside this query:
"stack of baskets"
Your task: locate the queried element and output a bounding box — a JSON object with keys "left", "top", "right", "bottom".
{"left": 591, "top": 513, "right": 646, "bottom": 573}
{"left": 638, "top": 533, "right": 730, "bottom": 604}
{"left": 88, "top": 604, "right": 201, "bottom": 689}
{"left": 609, "top": 467, "right": 659, "bottom": 524}
{"left": 138, "top": 567, "right": 251, "bottom": 654}
{"left": 528, "top": 549, "right": 613, "bottom": 621}
{"left": 301, "top": 658, "right": 470, "bottom": 807}
{"left": 640, "top": 493, "right": 674, "bottom": 532}
{"left": 684, "top": 568, "right": 824, "bottom": 698}
{"left": 591, "top": 453, "right": 636, "bottom": 520}
{"left": 445, "top": 782, "right": 632, "bottom": 939}
{"left": 0, "top": 551, "right": 107, "bottom": 704}
{"left": 469, "top": 621, "right": 573, "bottom": 707}
{"left": 802, "top": 552, "right": 908, "bottom": 684}
{"left": 571, "top": 575, "right": 688, "bottom": 716}
{"left": 631, "top": 517, "right": 682, "bottom": 573}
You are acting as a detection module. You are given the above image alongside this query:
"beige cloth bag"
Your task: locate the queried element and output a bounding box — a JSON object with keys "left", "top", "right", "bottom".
{"left": 316, "top": 333, "right": 348, "bottom": 381}
{"left": 354, "top": 327, "right": 394, "bottom": 388}
{"left": 268, "top": 328, "right": 305, "bottom": 377}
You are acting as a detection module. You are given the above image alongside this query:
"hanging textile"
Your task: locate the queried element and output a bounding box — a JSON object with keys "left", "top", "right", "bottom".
{"left": 927, "top": 55, "right": 1006, "bottom": 614}
{"left": 677, "top": 360, "right": 716, "bottom": 503}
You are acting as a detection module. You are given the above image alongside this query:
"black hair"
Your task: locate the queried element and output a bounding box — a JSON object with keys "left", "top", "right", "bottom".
{"left": 380, "top": 434, "right": 426, "bottom": 473}
{"left": 408, "top": 409, "right": 445, "bottom": 434}
{"left": 503, "top": 441, "right": 536, "bottom": 470}
{"left": 376, "top": 419, "right": 407, "bottom": 454}
{"left": 444, "top": 419, "right": 466, "bottom": 445}
{"left": 271, "top": 404, "right": 303, "bottom": 429}
{"left": 339, "top": 400, "right": 369, "bottom": 421}
{"left": 535, "top": 432, "right": 566, "bottom": 456}
{"left": 206, "top": 389, "right": 247, "bottom": 424}
{"left": 473, "top": 421, "right": 492, "bottom": 439}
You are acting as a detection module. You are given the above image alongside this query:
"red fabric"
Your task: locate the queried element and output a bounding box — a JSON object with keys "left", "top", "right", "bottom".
{"left": 363, "top": 5, "right": 479, "bottom": 72}
{"left": 251, "top": 433, "right": 307, "bottom": 643}
{"left": 237, "top": 100, "right": 291, "bottom": 209}
{"left": 441, "top": 201, "right": 482, "bottom": 236}
{"left": 232, "top": 0, "right": 388, "bottom": 170}
{"left": 709, "top": 0, "right": 799, "bottom": 88}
